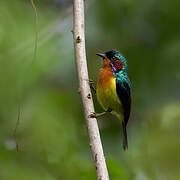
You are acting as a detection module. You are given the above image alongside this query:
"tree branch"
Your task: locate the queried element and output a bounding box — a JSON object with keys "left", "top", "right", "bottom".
{"left": 73, "top": 0, "right": 109, "bottom": 179}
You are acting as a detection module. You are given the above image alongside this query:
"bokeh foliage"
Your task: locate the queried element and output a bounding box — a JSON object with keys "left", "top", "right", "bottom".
{"left": 0, "top": 0, "right": 179, "bottom": 179}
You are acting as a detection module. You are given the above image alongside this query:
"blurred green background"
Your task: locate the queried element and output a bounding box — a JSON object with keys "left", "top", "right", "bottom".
{"left": 0, "top": 0, "right": 180, "bottom": 179}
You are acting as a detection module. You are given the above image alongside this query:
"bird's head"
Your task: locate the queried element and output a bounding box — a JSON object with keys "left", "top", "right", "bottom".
{"left": 96, "top": 49, "right": 127, "bottom": 73}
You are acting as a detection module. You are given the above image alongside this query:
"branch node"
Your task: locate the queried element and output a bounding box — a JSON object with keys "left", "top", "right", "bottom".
{"left": 76, "top": 36, "right": 81, "bottom": 43}
{"left": 87, "top": 93, "right": 91, "bottom": 99}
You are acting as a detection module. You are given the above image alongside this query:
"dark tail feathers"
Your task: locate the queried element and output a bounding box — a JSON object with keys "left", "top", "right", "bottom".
{"left": 122, "top": 122, "right": 128, "bottom": 150}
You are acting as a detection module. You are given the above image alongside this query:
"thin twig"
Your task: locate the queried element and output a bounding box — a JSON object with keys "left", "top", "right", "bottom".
{"left": 73, "top": 0, "right": 109, "bottom": 179}
{"left": 13, "top": 86, "right": 22, "bottom": 152}
{"left": 13, "top": 0, "right": 39, "bottom": 152}
{"left": 30, "top": 0, "right": 38, "bottom": 64}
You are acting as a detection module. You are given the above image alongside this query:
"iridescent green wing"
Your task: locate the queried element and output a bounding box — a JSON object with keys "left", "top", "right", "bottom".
{"left": 116, "top": 78, "right": 131, "bottom": 125}
{"left": 116, "top": 78, "right": 131, "bottom": 150}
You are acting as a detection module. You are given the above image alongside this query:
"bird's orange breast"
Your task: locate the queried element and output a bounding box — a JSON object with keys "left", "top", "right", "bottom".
{"left": 96, "top": 64, "right": 123, "bottom": 120}
{"left": 97, "top": 66, "right": 114, "bottom": 88}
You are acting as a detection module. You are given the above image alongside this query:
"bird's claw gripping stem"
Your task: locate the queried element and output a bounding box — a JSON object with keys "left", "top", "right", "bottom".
{"left": 89, "top": 112, "right": 97, "bottom": 118}
{"left": 89, "top": 79, "right": 96, "bottom": 94}
{"left": 89, "top": 112, "right": 107, "bottom": 118}
{"left": 89, "top": 108, "right": 112, "bottom": 118}
{"left": 89, "top": 79, "right": 94, "bottom": 84}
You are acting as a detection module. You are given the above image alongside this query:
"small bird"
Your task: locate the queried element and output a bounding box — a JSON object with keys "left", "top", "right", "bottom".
{"left": 90, "top": 49, "right": 131, "bottom": 150}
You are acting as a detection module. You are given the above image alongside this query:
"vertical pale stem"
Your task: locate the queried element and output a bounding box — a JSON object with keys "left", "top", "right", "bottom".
{"left": 73, "top": 0, "right": 109, "bottom": 179}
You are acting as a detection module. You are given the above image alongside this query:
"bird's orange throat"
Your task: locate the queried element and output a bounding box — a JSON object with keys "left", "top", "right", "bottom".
{"left": 102, "top": 58, "right": 111, "bottom": 67}
{"left": 98, "top": 59, "right": 114, "bottom": 88}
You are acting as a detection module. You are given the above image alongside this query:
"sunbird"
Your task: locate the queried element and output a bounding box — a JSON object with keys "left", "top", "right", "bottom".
{"left": 90, "top": 49, "right": 131, "bottom": 150}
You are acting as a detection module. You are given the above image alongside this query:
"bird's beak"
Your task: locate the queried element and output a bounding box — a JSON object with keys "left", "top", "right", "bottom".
{"left": 96, "top": 53, "right": 107, "bottom": 59}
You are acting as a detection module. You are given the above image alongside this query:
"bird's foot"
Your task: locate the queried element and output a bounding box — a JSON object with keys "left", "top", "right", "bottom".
{"left": 89, "top": 79, "right": 94, "bottom": 85}
{"left": 89, "top": 112, "right": 106, "bottom": 118}
{"left": 89, "top": 79, "right": 96, "bottom": 94}
{"left": 89, "top": 112, "right": 97, "bottom": 118}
